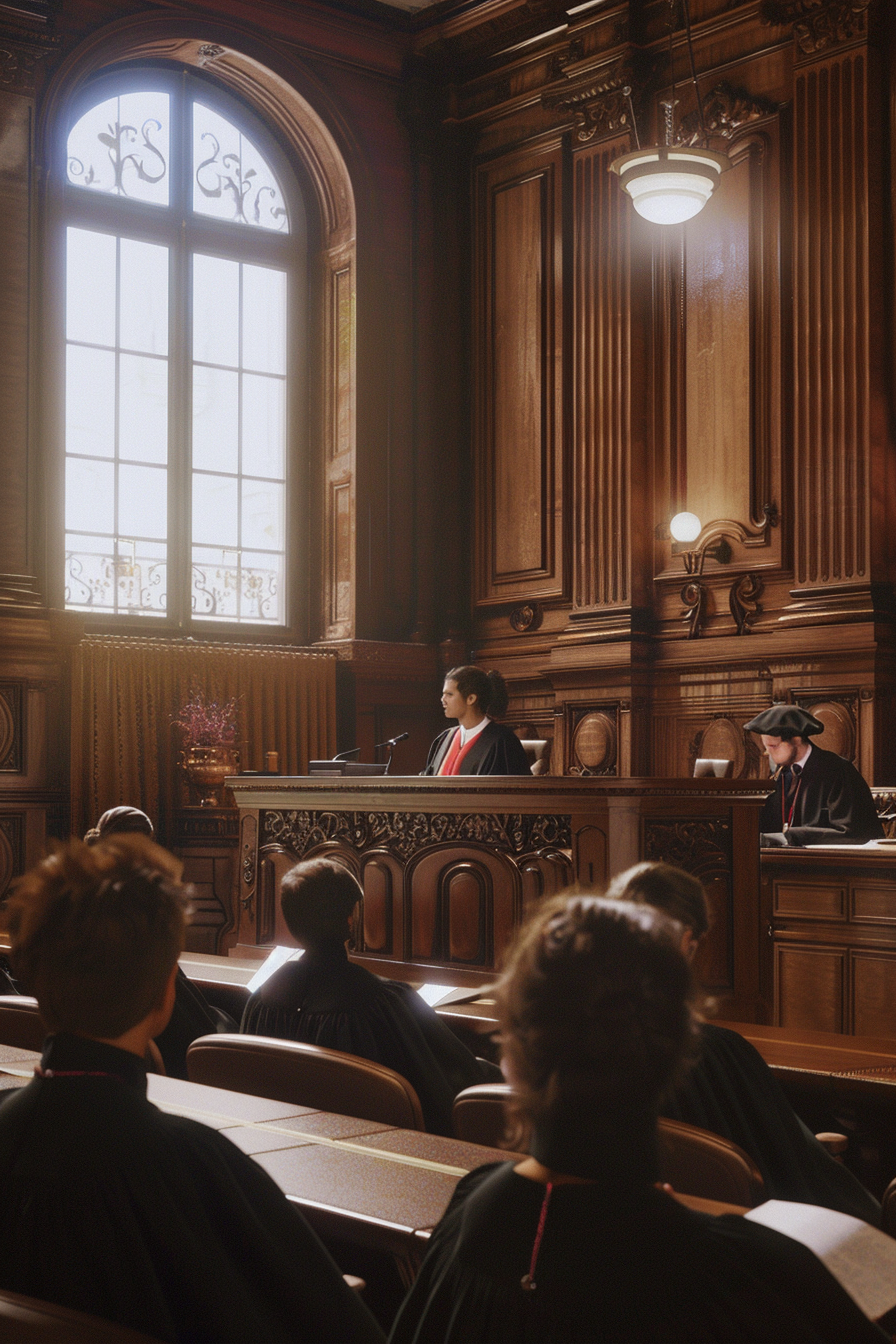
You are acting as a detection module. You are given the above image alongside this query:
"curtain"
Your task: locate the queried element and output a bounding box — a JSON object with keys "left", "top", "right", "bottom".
{"left": 70, "top": 636, "right": 337, "bottom": 843}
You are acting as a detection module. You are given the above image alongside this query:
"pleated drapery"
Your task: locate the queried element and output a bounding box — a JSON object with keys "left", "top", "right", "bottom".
{"left": 70, "top": 636, "right": 337, "bottom": 842}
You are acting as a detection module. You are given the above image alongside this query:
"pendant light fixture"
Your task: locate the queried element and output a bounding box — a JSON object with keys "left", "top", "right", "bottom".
{"left": 609, "top": 0, "right": 729, "bottom": 225}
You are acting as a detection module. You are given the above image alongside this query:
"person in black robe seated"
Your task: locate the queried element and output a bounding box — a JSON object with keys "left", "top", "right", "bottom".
{"left": 743, "top": 705, "right": 884, "bottom": 847}
{"left": 389, "top": 896, "right": 887, "bottom": 1344}
{"left": 240, "top": 858, "right": 498, "bottom": 1135}
{"left": 422, "top": 666, "right": 531, "bottom": 776}
{"left": 0, "top": 835, "right": 384, "bottom": 1344}
{"left": 604, "top": 861, "right": 881, "bottom": 1225}
{"left": 83, "top": 806, "right": 237, "bottom": 1077}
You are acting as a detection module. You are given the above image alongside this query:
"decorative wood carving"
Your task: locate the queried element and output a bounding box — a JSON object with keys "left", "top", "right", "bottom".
{"left": 542, "top": 56, "right": 652, "bottom": 145}
{"left": 474, "top": 141, "right": 565, "bottom": 607}
{"left": 262, "top": 809, "right": 572, "bottom": 863}
{"left": 681, "top": 580, "right": 709, "bottom": 638}
{"left": 0, "top": 682, "right": 23, "bottom": 773}
{"left": 570, "top": 709, "right": 618, "bottom": 776}
{"left": 510, "top": 602, "right": 543, "bottom": 632}
{"left": 676, "top": 83, "right": 778, "bottom": 146}
{"left": 644, "top": 816, "right": 734, "bottom": 995}
{"left": 761, "top": 0, "right": 871, "bottom": 55}
{"left": 239, "top": 813, "right": 258, "bottom": 919}
{"left": 729, "top": 572, "right": 764, "bottom": 634}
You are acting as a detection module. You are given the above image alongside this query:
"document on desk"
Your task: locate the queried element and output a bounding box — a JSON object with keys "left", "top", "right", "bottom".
{"left": 745, "top": 1200, "right": 896, "bottom": 1319}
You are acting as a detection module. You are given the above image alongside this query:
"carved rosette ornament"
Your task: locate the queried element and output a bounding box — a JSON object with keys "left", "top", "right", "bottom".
{"left": 261, "top": 809, "right": 572, "bottom": 863}
{"left": 761, "top": 0, "right": 872, "bottom": 55}
{"left": 510, "top": 602, "right": 543, "bottom": 632}
{"left": 676, "top": 83, "right": 777, "bottom": 146}
{"left": 239, "top": 814, "right": 258, "bottom": 916}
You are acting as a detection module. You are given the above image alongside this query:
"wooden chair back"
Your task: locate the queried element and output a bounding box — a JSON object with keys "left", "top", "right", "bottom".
{"left": 0, "top": 1289, "right": 161, "bottom": 1342}
{"left": 186, "top": 1032, "right": 425, "bottom": 1130}
{"left": 452, "top": 1084, "right": 765, "bottom": 1206}
{"left": 0, "top": 996, "right": 44, "bottom": 1052}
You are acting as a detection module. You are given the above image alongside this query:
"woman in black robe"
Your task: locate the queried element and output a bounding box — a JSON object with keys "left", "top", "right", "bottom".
{"left": 422, "top": 667, "right": 530, "bottom": 776}
{"left": 604, "top": 861, "right": 881, "bottom": 1224}
{"left": 240, "top": 858, "right": 498, "bottom": 1134}
{"left": 389, "top": 896, "right": 887, "bottom": 1344}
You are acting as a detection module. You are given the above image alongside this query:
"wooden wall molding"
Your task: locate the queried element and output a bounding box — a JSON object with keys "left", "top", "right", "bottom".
{"left": 675, "top": 81, "right": 778, "bottom": 146}
{"left": 786, "top": 42, "right": 872, "bottom": 599}
{"left": 761, "top": 0, "right": 872, "bottom": 57}
{"left": 473, "top": 135, "right": 566, "bottom": 608}
{"left": 542, "top": 57, "right": 644, "bottom": 145}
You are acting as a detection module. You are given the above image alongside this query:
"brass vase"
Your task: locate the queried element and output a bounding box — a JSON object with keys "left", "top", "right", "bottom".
{"left": 181, "top": 744, "right": 240, "bottom": 807}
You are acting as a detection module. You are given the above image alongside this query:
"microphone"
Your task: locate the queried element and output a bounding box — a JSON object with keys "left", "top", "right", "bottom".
{"left": 332, "top": 746, "right": 362, "bottom": 762}
{"left": 374, "top": 733, "right": 409, "bottom": 750}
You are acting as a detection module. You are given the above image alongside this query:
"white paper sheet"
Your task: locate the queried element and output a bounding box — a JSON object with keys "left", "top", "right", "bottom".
{"left": 246, "top": 945, "right": 304, "bottom": 993}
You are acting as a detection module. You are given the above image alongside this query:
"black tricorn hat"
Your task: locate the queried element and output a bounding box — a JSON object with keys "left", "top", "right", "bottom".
{"left": 743, "top": 705, "right": 824, "bottom": 738}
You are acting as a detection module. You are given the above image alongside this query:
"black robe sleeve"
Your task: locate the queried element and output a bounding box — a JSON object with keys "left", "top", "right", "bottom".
{"left": 240, "top": 952, "right": 495, "bottom": 1135}
{"left": 662, "top": 1023, "right": 881, "bottom": 1223}
{"left": 154, "top": 968, "right": 237, "bottom": 1080}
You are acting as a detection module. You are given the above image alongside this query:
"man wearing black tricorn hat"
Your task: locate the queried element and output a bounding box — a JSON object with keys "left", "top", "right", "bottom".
{"left": 744, "top": 705, "right": 884, "bottom": 848}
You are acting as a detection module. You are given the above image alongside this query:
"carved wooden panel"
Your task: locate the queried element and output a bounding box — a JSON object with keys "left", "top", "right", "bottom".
{"left": 359, "top": 850, "right": 402, "bottom": 957}
{"left": 181, "top": 853, "right": 235, "bottom": 955}
{"left": 572, "top": 822, "right": 608, "bottom": 889}
{"left": 407, "top": 847, "right": 519, "bottom": 969}
{"left": 571, "top": 136, "right": 631, "bottom": 611}
{"left": 792, "top": 52, "right": 870, "bottom": 585}
{"left": 694, "top": 717, "right": 748, "bottom": 778}
{"left": 774, "top": 880, "right": 846, "bottom": 921}
{"left": 643, "top": 817, "right": 735, "bottom": 998}
{"left": 851, "top": 951, "right": 896, "bottom": 1037}
{"left": 775, "top": 945, "right": 845, "bottom": 1032}
{"left": 568, "top": 706, "right": 618, "bottom": 776}
{"left": 0, "top": 681, "right": 23, "bottom": 772}
{"left": 519, "top": 849, "right": 574, "bottom": 916}
{"left": 474, "top": 140, "right": 565, "bottom": 605}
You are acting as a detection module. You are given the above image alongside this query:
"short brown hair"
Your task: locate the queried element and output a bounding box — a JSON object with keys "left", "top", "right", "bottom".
{"left": 4, "top": 836, "right": 189, "bottom": 1038}
{"left": 280, "top": 859, "right": 361, "bottom": 946}
{"left": 496, "top": 895, "right": 697, "bottom": 1154}
{"left": 603, "top": 862, "right": 710, "bottom": 940}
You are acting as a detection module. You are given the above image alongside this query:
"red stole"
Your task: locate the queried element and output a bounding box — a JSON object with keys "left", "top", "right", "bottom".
{"left": 438, "top": 728, "right": 480, "bottom": 775}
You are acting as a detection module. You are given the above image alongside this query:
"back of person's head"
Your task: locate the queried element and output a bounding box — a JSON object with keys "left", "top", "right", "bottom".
{"left": 497, "top": 895, "right": 696, "bottom": 1161}
{"left": 603, "top": 862, "right": 710, "bottom": 941}
{"left": 280, "top": 859, "right": 362, "bottom": 947}
{"left": 445, "top": 665, "right": 509, "bottom": 718}
{"left": 84, "top": 805, "right": 154, "bottom": 846}
{"left": 4, "top": 836, "right": 189, "bottom": 1038}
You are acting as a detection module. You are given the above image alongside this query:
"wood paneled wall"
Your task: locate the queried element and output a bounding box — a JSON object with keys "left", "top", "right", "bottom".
{"left": 441, "top": 0, "right": 896, "bottom": 785}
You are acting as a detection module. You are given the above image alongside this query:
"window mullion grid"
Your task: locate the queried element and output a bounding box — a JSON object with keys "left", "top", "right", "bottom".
{"left": 113, "top": 235, "right": 121, "bottom": 617}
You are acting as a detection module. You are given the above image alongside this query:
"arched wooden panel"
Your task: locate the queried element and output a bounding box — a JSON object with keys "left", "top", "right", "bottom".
{"left": 359, "top": 850, "right": 402, "bottom": 957}
{"left": 519, "top": 848, "right": 575, "bottom": 915}
{"left": 572, "top": 823, "right": 607, "bottom": 889}
{"left": 407, "top": 845, "right": 521, "bottom": 969}
{"left": 699, "top": 718, "right": 747, "bottom": 777}
{"left": 445, "top": 866, "right": 487, "bottom": 963}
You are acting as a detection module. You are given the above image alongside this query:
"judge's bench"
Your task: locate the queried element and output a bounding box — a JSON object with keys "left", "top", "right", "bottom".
{"left": 220, "top": 775, "right": 896, "bottom": 1035}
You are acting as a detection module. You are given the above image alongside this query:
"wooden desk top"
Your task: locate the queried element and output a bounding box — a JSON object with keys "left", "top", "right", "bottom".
{"left": 0, "top": 1053, "right": 745, "bottom": 1243}
{"left": 712, "top": 1021, "right": 896, "bottom": 1083}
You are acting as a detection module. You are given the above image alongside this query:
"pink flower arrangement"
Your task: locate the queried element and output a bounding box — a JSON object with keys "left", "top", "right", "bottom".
{"left": 174, "top": 691, "right": 239, "bottom": 747}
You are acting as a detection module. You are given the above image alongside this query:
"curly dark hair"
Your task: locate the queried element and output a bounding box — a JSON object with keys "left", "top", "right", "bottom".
{"left": 4, "top": 836, "right": 189, "bottom": 1039}
{"left": 496, "top": 895, "right": 698, "bottom": 1157}
{"left": 444, "top": 666, "right": 510, "bottom": 718}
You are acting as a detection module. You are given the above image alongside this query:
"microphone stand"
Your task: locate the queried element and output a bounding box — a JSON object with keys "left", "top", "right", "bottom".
{"left": 374, "top": 733, "right": 409, "bottom": 776}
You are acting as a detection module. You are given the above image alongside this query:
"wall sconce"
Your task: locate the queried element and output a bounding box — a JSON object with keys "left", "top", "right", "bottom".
{"left": 608, "top": 0, "right": 730, "bottom": 225}
{"left": 669, "top": 512, "right": 732, "bottom": 575}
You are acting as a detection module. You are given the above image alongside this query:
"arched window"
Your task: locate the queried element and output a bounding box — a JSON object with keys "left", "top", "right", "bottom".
{"left": 59, "top": 68, "right": 305, "bottom": 627}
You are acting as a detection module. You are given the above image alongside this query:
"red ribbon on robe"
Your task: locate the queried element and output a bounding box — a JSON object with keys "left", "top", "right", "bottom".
{"left": 438, "top": 729, "right": 480, "bottom": 775}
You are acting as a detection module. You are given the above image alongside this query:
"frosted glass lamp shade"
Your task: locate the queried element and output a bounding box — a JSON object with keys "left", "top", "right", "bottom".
{"left": 670, "top": 512, "right": 702, "bottom": 543}
{"left": 609, "top": 147, "right": 731, "bottom": 225}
